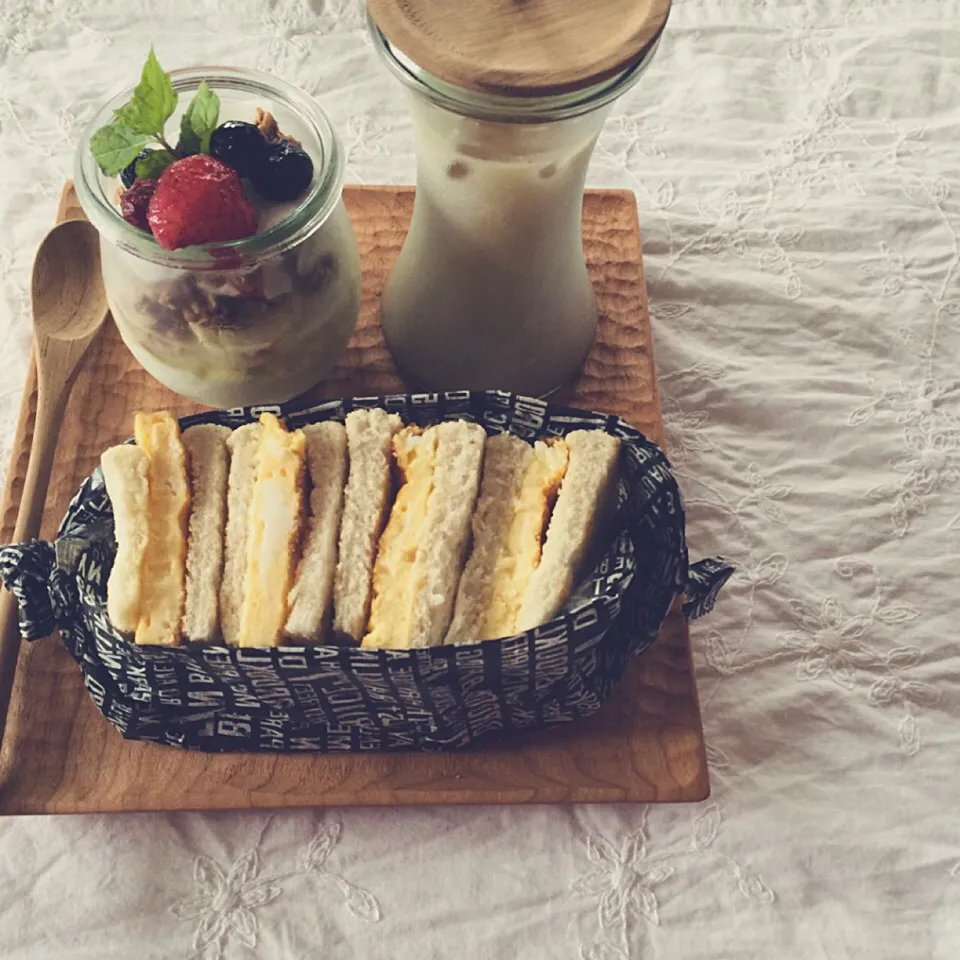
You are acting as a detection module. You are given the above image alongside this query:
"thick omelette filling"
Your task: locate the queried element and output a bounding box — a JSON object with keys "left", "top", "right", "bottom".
{"left": 362, "top": 428, "right": 439, "bottom": 649}
{"left": 133, "top": 411, "right": 190, "bottom": 646}
{"left": 239, "top": 414, "right": 305, "bottom": 646}
{"left": 479, "top": 441, "right": 568, "bottom": 640}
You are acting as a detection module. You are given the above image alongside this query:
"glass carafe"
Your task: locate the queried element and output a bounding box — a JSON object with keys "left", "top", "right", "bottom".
{"left": 369, "top": 22, "right": 663, "bottom": 396}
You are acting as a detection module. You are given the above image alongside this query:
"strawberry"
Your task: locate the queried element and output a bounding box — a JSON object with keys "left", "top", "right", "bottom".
{"left": 147, "top": 154, "right": 258, "bottom": 251}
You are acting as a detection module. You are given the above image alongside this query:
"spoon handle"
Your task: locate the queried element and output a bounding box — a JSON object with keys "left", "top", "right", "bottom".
{"left": 0, "top": 375, "right": 69, "bottom": 749}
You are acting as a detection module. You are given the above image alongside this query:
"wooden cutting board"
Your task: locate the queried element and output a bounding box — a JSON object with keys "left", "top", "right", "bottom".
{"left": 0, "top": 182, "right": 708, "bottom": 813}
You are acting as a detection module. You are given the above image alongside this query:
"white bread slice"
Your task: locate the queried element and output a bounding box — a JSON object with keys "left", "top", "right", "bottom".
{"left": 132, "top": 412, "right": 190, "bottom": 646}
{"left": 515, "top": 430, "right": 621, "bottom": 632}
{"left": 445, "top": 434, "right": 568, "bottom": 644}
{"left": 406, "top": 420, "right": 485, "bottom": 646}
{"left": 181, "top": 424, "right": 231, "bottom": 643}
{"left": 445, "top": 433, "right": 533, "bottom": 644}
{"left": 284, "top": 421, "right": 347, "bottom": 643}
{"left": 101, "top": 444, "right": 151, "bottom": 636}
{"left": 332, "top": 409, "right": 402, "bottom": 641}
{"left": 220, "top": 422, "right": 262, "bottom": 646}
{"left": 238, "top": 414, "right": 306, "bottom": 647}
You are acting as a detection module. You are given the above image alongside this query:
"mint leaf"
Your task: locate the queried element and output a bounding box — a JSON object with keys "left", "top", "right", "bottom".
{"left": 113, "top": 47, "right": 178, "bottom": 137}
{"left": 135, "top": 148, "right": 176, "bottom": 180}
{"left": 90, "top": 122, "right": 151, "bottom": 176}
{"left": 178, "top": 81, "right": 220, "bottom": 155}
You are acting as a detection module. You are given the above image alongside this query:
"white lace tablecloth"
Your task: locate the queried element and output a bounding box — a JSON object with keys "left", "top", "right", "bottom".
{"left": 2, "top": 1, "right": 958, "bottom": 957}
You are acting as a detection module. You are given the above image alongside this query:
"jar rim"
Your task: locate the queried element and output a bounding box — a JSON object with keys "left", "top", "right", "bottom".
{"left": 74, "top": 66, "right": 345, "bottom": 267}
{"left": 367, "top": 15, "right": 664, "bottom": 123}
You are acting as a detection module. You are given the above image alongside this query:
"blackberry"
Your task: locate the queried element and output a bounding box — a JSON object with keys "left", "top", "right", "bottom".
{"left": 250, "top": 140, "right": 314, "bottom": 203}
{"left": 209, "top": 121, "right": 269, "bottom": 179}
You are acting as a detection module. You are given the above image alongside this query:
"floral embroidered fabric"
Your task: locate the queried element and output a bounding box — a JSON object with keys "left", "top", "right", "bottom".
{"left": 0, "top": 1, "right": 957, "bottom": 958}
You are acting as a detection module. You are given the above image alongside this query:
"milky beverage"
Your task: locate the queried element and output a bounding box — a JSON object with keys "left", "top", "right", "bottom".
{"left": 382, "top": 98, "right": 610, "bottom": 396}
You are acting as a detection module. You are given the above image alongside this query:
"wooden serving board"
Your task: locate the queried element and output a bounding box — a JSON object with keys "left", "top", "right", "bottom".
{"left": 0, "top": 182, "right": 708, "bottom": 813}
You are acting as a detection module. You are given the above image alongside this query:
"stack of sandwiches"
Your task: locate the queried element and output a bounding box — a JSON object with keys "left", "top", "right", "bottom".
{"left": 100, "top": 409, "right": 621, "bottom": 649}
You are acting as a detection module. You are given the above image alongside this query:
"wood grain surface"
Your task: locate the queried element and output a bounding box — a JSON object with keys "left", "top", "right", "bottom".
{"left": 0, "top": 220, "right": 106, "bottom": 748}
{"left": 368, "top": 0, "right": 671, "bottom": 96}
{"left": 0, "top": 182, "right": 708, "bottom": 814}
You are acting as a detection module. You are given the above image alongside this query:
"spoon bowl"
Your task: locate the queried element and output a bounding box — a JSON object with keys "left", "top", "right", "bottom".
{"left": 31, "top": 219, "right": 106, "bottom": 342}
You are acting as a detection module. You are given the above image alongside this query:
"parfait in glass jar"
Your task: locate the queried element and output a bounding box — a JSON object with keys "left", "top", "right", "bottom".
{"left": 75, "top": 52, "right": 360, "bottom": 408}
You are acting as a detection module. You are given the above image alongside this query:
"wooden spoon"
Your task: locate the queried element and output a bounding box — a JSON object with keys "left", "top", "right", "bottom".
{"left": 0, "top": 219, "right": 107, "bottom": 748}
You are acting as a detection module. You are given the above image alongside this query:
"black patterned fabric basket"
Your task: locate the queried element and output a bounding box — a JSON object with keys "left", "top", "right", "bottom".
{"left": 0, "top": 391, "right": 733, "bottom": 753}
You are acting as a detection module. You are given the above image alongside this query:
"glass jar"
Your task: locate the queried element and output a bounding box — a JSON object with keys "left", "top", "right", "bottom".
{"left": 369, "top": 22, "right": 663, "bottom": 396}
{"left": 75, "top": 67, "right": 361, "bottom": 409}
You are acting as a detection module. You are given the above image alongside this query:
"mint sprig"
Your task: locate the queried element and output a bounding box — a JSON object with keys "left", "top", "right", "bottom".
{"left": 113, "top": 48, "right": 178, "bottom": 138}
{"left": 89, "top": 125, "right": 151, "bottom": 177}
{"left": 90, "top": 48, "right": 221, "bottom": 180}
{"left": 177, "top": 80, "right": 219, "bottom": 156}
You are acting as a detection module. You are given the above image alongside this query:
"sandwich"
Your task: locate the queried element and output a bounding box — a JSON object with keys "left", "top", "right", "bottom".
{"left": 181, "top": 424, "right": 231, "bottom": 643}
{"left": 515, "top": 429, "right": 622, "bottom": 632}
{"left": 332, "top": 409, "right": 403, "bottom": 641}
{"left": 237, "top": 413, "right": 306, "bottom": 647}
{"left": 130, "top": 411, "right": 190, "bottom": 646}
{"left": 220, "top": 421, "right": 262, "bottom": 646}
{"left": 445, "top": 433, "right": 568, "bottom": 644}
{"left": 362, "top": 419, "right": 485, "bottom": 650}
{"left": 284, "top": 421, "right": 348, "bottom": 643}
{"left": 101, "top": 406, "right": 621, "bottom": 650}
{"left": 101, "top": 444, "right": 150, "bottom": 636}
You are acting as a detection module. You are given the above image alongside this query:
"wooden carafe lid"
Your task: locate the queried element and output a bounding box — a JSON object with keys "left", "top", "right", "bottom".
{"left": 367, "top": 0, "right": 671, "bottom": 97}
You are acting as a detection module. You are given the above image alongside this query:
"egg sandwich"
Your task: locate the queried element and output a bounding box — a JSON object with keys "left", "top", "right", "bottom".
{"left": 361, "top": 420, "right": 486, "bottom": 649}
{"left": 101, "top": 409, "right": 621, "bottom": 648}
{"left": 445, "top": 433, "right": 568, "bottom": 644}
{"left": 102, "top": 411, "right": 190, "bottom": 646}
